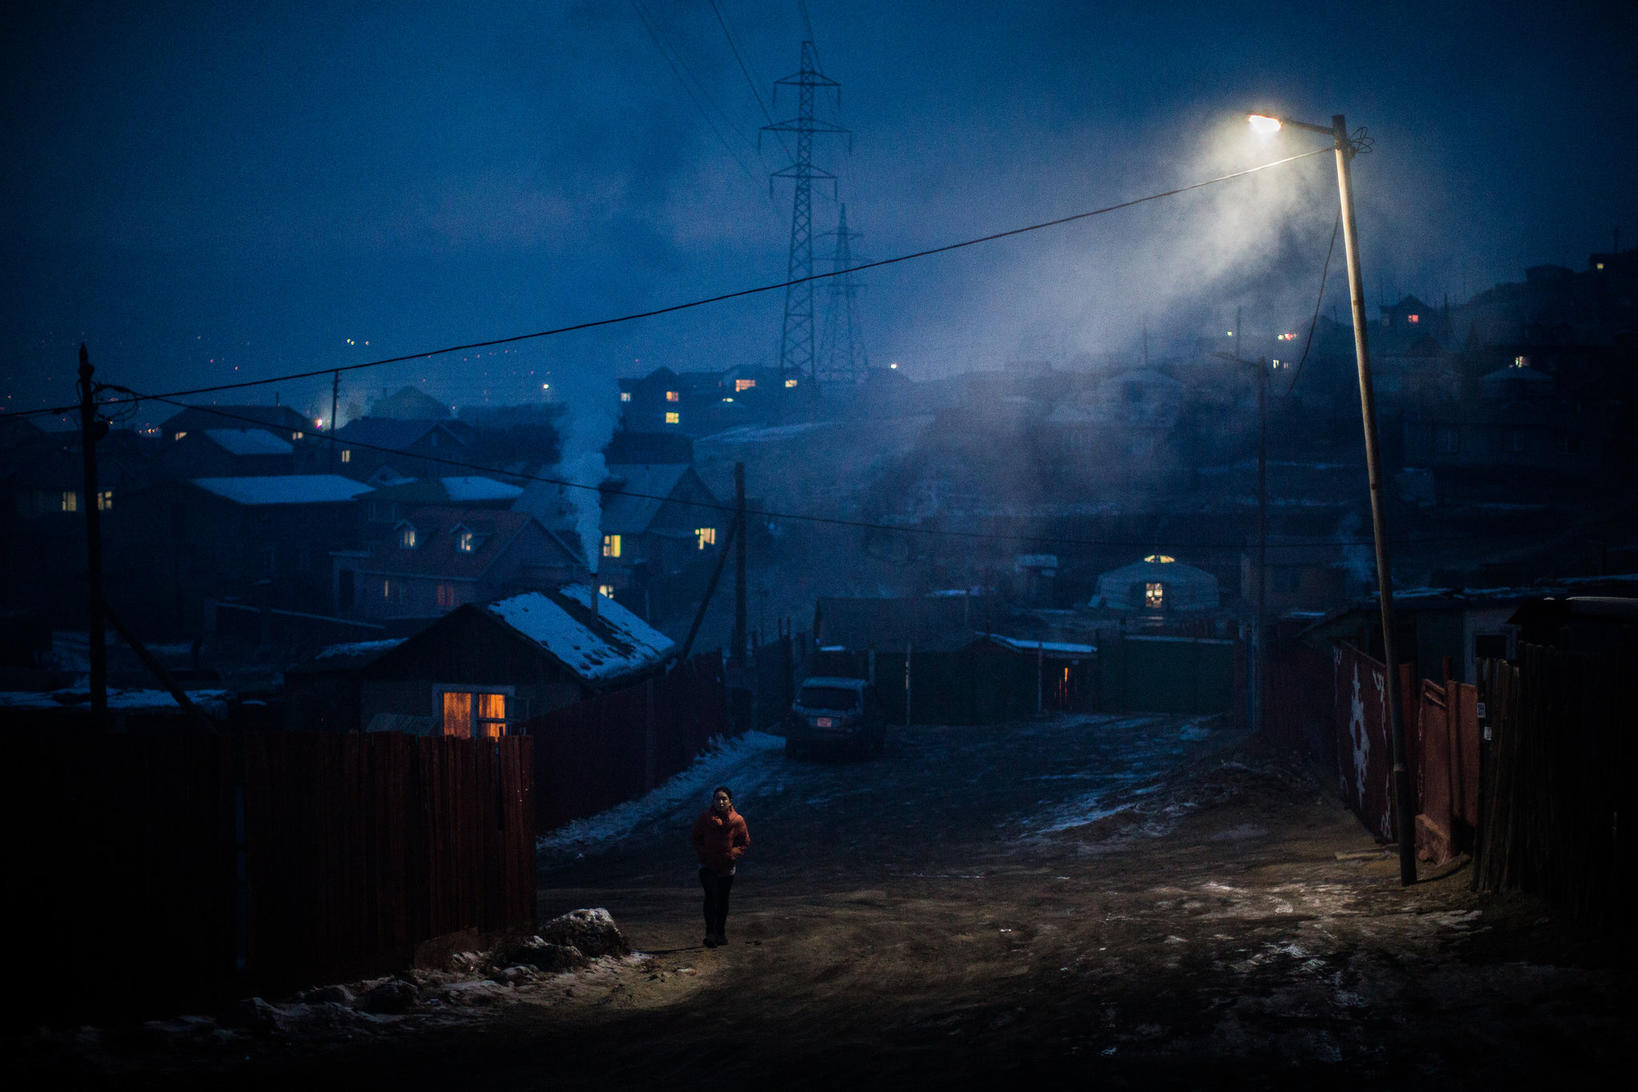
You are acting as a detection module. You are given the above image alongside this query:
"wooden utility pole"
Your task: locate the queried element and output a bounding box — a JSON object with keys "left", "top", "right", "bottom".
{"left": 77, "top": 344, "right": 107, "bottom": 723}
{"left": 329, "top": 370, "right": 340, "bottom": 468}
{"left": 731, "top": 462, "right": 747, "bottom": 667}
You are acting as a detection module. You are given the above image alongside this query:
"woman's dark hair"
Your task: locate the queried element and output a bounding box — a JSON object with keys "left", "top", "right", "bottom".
{"left": 713, "top": 785, "right": 733, "bottom": 801}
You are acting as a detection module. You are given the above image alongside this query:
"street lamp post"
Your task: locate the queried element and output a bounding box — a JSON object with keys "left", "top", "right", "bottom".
{"left": 1250, "top": 112, "right": 1416, "bottom": 885}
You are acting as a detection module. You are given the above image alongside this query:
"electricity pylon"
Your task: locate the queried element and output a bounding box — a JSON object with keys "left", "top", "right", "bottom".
{"left": 761, "top": 40, "right": 848, "bottom": 393}
{"left": 817, "top": 203, "right": 868, "bottom": 385}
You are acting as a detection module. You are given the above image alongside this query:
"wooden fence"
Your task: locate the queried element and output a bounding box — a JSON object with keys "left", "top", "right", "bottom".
{"left": 525, "top": 653, "right": 730, "bottom": 832}
{"left": 4, "top": 729, "right": 534, "bottom": 1020}
{"left": 1473, "top": 645, "right": 1633, "bottom": 930}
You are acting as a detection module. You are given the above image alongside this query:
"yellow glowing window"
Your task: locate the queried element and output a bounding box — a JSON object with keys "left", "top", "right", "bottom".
{"left": 399, "top": 525, "right": 417, "bottom": 549}
{"left": 598, "top": 584, "right": 615, "bottom": 599}
{"left": 1144, "top": 554, "right": 1175, "bottom": 564}
{"left": 96, "top": 491, "right": 113, "bottom": 511}
{"left": 1145, "top": 582, "right": 1165, "bottom": 609}
{"left": 735, "top": 379, "right": 756, "bottom": 392}
{"left": 665, "top": 411, "right": 680, "bottom": 424}
{"left": 340, "top": 449, "right": 352, "bottom": 463}
{"left": 440, "top": 691, "right": 509, "bottom": 739}
{"left": 174, "top": 431, "right": 187, "bottom": 441}
{"left": 457, "top": 530, "right": 475, "bottom": 553}
{"left": 60, "top": 491, "right": 78, "bottom": 512}
{"left": 620, "top": 392, "right": 632, "bottom": 402}
{"left": 696, "top": 526, "right": 717, "bottom": 549}
{"left": 1407, "top": 314, "right": 1419, "bottom": 324}
{"left": 665, "top": 390, "right": 680, "bottom": 403}
{"left": 784, "top": 378, "right": 798, "bottom": 388}
{"left": 293, "top": 431, "right": 304, "bottom": 440}
{"left": 602, "top": 534, "right": 622, "bottom": 559}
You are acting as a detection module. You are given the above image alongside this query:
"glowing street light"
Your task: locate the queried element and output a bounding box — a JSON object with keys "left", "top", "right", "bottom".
{"left": 1250, "top": 110, "right": 1415, "bottom": 886}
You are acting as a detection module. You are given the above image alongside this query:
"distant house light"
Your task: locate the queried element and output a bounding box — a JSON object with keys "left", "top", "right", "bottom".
{"left": 1596, "top": 261, "right": 1606, "bottom": 271}
{"left": 1145, "top": 582, "right": 1165, "bottom": 609}
{"left": 457, "top": 528, "right": 475, "bottom": 553}
{"left": 665, "top": 390, "right": 680, "bottom": 403}
{"left": 1407, "top": 314, "right": 1420, "bottom": 324}
{"left": 1144, "top": 554, "right": 1175, "bottom": 564}
{"left": 598, "top": 584, "right": 615, "bottom": 599}
{"left": 174, "top": 431, "right": 187, "bottom": 442}
{"left": 1513, "top": 355, "right": 1530, "bottom": 368}
{"left": 97, "top": 490, "right": 113, "bottom": 511}
{"left": 60, "top": 490, "right": 78, "bottom": 513}
{"left": 665, "top": 411, "right": 680, "bottom": 424}
{"left": 398, "top": 524, "right": 417, "bottom": 550}
{"left": 696, "top": 526, "right": 717, "bottom": 550}
{"left": 620, "top": 391, "right": 632, "bottom": 402}
{"left": 735, "top": 379, "right": 756, "bottom": 392}
{"left": 602, "top": 533, "right": 622, "bottom": 559}
{"left": 293, "top": 431, "right": 304, "bottom": 440}
{"left": 340, "top": 448, "right": 352, "bottom": 463}
{"left": 784, "top": 378, "right": 798, "bottom": 388}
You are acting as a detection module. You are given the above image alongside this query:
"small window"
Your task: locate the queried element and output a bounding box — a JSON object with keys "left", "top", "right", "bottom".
{"left": 784, "top": 378, "right": 798, "bottom": 388}
{"left": 398, "top": 525, "right": 417, "bottom": 549}
{"left": 341, "top": 448, "right": 352, "bottom": 464}
{"left": 602, "top": 534, "right": 622, "bottom": 559}
{"left": 696, "top": 526, "right": 717, "bottom": 549}
{"left": 665, "top": 390, "right": 680, "bottom": 403}
{"left": 174, "top": 431, "right": 187, "bottom": 442}
{"left": 60, "top": 491, "right": 78, "bottom": 513}
{"left": 1145, "top": 582, "right": 1165, "bottom": 609}
{"left": 457, "top": 529, "right": 475, "bottom": 553}
{"left": 440, "top": 690, "right": 511, "bottom": 739}
{"left": 598, "top": 583, "right": 615, "bottom": 599}
{"left": 620, "top": 391, "right": 632, "bottom": 402}
{"left": 293, "top": 431, "right": 304, "bottom": 441}
{"left": 735, "top": 379, "right": 756, "bottom": 392}
{"left": 665, "top": 411, "right": 680, "bottom": 425}
{"left": 436, "top": 582, "right": 457, "bottom": 609}
{"left": 1407, "top": 314, "right": 1419, "bottom": 324}
{"left": 96, "top": 491, "right": 113, "bottom": 511}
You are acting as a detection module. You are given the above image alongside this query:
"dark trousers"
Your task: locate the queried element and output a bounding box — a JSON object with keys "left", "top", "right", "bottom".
{"left": 699, "top": 867, "right": 734, "bottom": 937}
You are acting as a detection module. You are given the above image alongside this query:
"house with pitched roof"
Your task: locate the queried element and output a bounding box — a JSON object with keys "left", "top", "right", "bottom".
{"left": 331, "top": 417, "right": 476, "bottom": 480}
{"left": 355, "top": 586, "right": 675, "bottom": 736}
{"left": 333, "top": 506, "right": 588, "bottom": 622}
{"left": 595, "top": 462, "right": 726, "bottom": 601}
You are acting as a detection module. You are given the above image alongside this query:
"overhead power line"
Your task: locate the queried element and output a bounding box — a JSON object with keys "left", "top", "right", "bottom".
{"left": 5, "top": 145, "right": 1333, "bottom": 422}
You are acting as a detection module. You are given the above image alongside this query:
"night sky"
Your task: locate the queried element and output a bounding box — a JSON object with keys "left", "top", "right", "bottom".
{"left": 4, "top": 1, "right": 1635, "bottom": 429}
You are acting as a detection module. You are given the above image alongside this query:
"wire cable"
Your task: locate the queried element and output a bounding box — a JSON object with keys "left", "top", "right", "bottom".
{"left": 7, "top": 146, "right": 1334, "bottom": 421}
{"left": 1281, "top": 208, "right": 1341, "bottom": 397}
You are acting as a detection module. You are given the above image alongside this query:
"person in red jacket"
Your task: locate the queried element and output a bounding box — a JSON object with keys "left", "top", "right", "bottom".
{"left": 690, "top": 785, "right": 750, "bottom": 948}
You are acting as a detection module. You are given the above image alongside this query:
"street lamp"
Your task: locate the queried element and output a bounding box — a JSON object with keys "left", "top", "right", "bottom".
{"left": 1250, "top": 111, "right": 1415, "bottom": 886}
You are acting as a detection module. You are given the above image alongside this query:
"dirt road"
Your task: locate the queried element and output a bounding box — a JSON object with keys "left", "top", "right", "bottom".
{"left": 20, "top": 715, "right": 1631, "bottom": 1089}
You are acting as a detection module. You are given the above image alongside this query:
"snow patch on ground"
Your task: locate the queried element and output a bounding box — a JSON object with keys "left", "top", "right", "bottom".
{"left": 539, "top": 730, "right": 785, "bottom": 858}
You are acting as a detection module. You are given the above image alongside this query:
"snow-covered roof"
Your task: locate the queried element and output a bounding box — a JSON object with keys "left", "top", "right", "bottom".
{"left": 190, "top": 475, "right": 374, "bottom": 505}
{"left": 987, "top": 635, "right": 1096, "bottom": 656}
{"left": 203, "top": 429, "right": 294, "bottom": 455}
{"left": 315, "top": 638, "right": 405, "bottom": 662}
{"left": 485, "top": 586, "right": 675, "bottom": 683}
{"left": 440, "top": 476, "right": 524, "bottom": 502}
{"left": 1090, "top": 558, "right": 1220, "bottom": 613}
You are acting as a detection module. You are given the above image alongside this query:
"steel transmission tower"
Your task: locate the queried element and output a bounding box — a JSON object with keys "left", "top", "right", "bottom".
{"left": 817, "top": 203, "right": 868, "bottom": 384}
{"left": 761, "top": 41, "right": 848, "bottom": 392}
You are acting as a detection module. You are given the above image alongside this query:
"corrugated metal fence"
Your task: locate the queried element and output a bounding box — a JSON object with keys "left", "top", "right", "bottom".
{"left": 5, "top": 729, "right": 534, "bottom": 1020}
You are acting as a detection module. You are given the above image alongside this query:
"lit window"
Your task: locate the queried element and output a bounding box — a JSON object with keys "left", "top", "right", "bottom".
{"left": 696, "top": 526, "right": 717, "bottom": 549}
{"left": 1513, "top": 355, "right": 1530, "bottom": 368}
{"left": 436, "top": 582, "right": 457, "bottom": 609}
{"left": 399, "top": 525, "right": 417, "bottom": 549}
{"left": 598, "top": 584, "right": 615, "bottom": 599}
{"left": 340, "top": 449, "right": 352, "bottom": 464}
{"left": 784, "top": 378, "right": 798, "bottom": 388}
{"left": 440, "top": 691, "right": 510, "bottom": 739}
{"left": 1596, "top": 261, "right": 1606, "bottom": 271}
{"left": 735, "top": 379, "right": 756, "bottom": 392}
{"left": 382, "top": 579, "right": 393, "bottom": 601}
{"left": 293, "top": 431, "right": 304, "bottom": 440}
{"left": 1144, "top": 554, "right": 1175, "bottom": 564}
{"left": 96, "top": 491, "right": 113, "bottom": 511}
{"left": 602, "top": 534, "right": 622, "bottom": 559}
{"left": 1407, "top": 314, "right": 1419, "bottom": 324}
{"left": 174, "top": 431, "right": 187, "bottom": 441}
{"left": 665, "top": 411, "right": 680, "bottom": 425}
{"left": 60, "top": 491, "right": 77, "bottom": 513}
{"left": 457, "top": 529, "right": 475, "bottom": 553}
{"left": 1145, "top": 582, "right": 1165, "bottom": 609}
{"left": 620, "top": 392, "right": 632, "bottom": 402}
{"left": 665, "top": 390, "right": 680, "bottom": 403}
